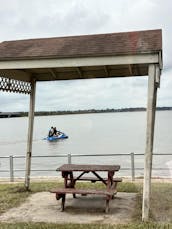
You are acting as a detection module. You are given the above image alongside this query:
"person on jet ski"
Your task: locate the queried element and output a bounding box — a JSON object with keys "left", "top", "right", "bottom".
{"left": 53, "top": 127, "right": 61, "bottom": 136}
{"left": 48, "top": 126, "right": 54, "bottom": 137}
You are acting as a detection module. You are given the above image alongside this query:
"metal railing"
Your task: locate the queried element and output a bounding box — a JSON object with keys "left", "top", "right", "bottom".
{"left": 0, "top": 153, "right": 171, "bottom": 182}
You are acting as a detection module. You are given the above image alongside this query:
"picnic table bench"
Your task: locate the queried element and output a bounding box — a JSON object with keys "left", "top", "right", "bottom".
{"left": 50, "top": 164, "right": 121, "bottom": 213}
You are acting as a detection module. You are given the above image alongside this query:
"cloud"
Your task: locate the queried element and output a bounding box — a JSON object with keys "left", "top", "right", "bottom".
{"left": 34, "top": 77, "right": 148, "bottom": 111}
{"left": 0, "top": 92, "right": 29, "bottom": 111}
{"left": 0, "top": 0, "right": 172, "bottom": 111}
{"left": 0, "top": 0, "right": 111, "bottom": 41}
{"left": 157, "top": 68, "right": 172, "bottom": 106}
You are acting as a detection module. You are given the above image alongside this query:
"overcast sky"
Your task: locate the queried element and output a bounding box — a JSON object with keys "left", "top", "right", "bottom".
{"left": 0, "top": 0, "right": 172, "bottom": 111}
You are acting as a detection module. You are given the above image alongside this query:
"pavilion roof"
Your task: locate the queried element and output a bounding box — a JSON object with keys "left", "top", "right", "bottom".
{"left": 0, "top": 29, "right": 162, "bottom": 61}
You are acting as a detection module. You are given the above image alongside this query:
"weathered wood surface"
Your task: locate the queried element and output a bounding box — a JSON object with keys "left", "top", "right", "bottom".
{"left": 142, "top": 64, "right": 158, "bottom": 221}
{"left": 57, "top": 164, "right": 120, "bottom": 172}
{"left": 50, "top": 188, "right": 115, "bottom": 196}
{"left": 70, "top": 176, "right": 122, "bottom": 183}
{"left": 25, "top": 79, "right": 36, "bottom": 190}
{"left": 50, "top": 187, "right": 116, "bottom": 213}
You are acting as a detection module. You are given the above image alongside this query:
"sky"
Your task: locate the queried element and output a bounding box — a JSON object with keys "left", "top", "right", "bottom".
{"left": 0, "top": 0, "right": 172, "bottom": 112}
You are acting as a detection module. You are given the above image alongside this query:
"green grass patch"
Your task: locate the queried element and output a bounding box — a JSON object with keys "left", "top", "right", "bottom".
{"left": 0, "top": 222, "right": 171, "bottom": 229}
{"left": 0, "top": 181, "right": 61, "bottom": 214}
{"left": 0, "top": 184, "right": 30, "bottom": 215}
{"left": 74, "top": 181, "right": 138, "bottom": 193}
{"left": 0, "top": 181, "right": 138, "bottom": 216}
{"left": 0, "top": 181, "right": 172, "bottom": 227}
{"left": 151, "top": 183, "right": 172, "bottom": 222}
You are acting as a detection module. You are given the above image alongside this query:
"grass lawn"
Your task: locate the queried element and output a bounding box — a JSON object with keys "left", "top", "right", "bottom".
{"left": 0, "top": 181, "right": 171, "bottom": 229}
{"left": 0, "top": 222, "right": 171, "bottom": 229}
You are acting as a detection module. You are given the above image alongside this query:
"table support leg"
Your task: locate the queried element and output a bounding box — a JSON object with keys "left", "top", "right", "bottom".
{"left": 61, "top": 194, "right": 66, "bottom": 211}
{"left": 105, "top": 198, "right": 110, "bottom": 213}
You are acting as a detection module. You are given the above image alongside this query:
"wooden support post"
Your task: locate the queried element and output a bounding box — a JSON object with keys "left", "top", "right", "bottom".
{"left": 142, "top": 64, "right": 159, "bottom": 221}
{"left": 25, "top": 79, "right": 36, "bottom": 190}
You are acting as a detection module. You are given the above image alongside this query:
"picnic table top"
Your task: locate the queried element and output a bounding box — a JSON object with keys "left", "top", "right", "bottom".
{"left": 56, "top": 164, "right": 120, "bottom": 172}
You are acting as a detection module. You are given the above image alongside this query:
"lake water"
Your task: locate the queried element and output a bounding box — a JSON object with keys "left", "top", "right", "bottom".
{"left": 0, "top": 111, "right": 172, "bottom": 178}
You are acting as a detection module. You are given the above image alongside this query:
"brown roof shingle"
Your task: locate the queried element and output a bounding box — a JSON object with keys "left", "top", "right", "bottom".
{"left": 0, "top": 29, "right": 162, "bottom": 60}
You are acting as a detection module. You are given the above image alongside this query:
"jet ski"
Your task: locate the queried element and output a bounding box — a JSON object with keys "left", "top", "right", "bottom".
{"left": 44, "top": 131, "right": 68, "bottom": 141}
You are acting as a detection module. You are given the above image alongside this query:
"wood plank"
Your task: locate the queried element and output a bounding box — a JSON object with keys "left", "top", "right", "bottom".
{"left": 0, "top": 54, "right": 159, "bottom": 70}
{"left": 70, "top": 177, "right": 122, "bottom": 182}
{"left": 50, "top": 188, "right": 115, "bottom": 196}
{"left": 142, "top": 64, "right": 157, "bottom": 221}
{"left": 25, "top": 79, "right": 36, "bottom": 190}
{"left": 57, "top": 164, "right": 120, "bottom": 172}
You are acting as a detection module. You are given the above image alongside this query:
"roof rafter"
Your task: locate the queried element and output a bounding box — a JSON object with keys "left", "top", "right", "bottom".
{"left": 128, "top": 64, "right": 133, "bottom": 75}
{"left": 0, "top": 69, "right": 31, "bottom": 82}
{"left": 76, "top": 67, "right": 83, "bottom": 78}
{"left": 48, "top": 68, "right": 58, "bottom": 80}
{"left": 103, "top": 66, "right": 109, "bottom": 77}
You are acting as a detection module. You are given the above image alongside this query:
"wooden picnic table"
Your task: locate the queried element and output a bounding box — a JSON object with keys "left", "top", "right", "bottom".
{"left": 51, "top": 164, "right": 121, "bottom": 213}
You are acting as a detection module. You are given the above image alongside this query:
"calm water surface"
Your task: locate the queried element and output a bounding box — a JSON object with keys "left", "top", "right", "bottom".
{"left": 0, "top": 111, "right": 172, "bottom": 177}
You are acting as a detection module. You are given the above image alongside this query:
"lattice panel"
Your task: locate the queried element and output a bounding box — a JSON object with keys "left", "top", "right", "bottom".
{"left": 0, "top": 77, "right": 31, "bottom": 94}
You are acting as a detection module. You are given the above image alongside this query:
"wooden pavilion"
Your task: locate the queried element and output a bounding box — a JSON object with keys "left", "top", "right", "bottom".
{"left": 0, "top": 29, "right": 163, "bottom": 221}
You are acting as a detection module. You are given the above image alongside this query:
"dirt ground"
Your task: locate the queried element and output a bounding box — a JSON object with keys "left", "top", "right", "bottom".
{"left": 0, "top": 192, "right": 137, "bottom": 224}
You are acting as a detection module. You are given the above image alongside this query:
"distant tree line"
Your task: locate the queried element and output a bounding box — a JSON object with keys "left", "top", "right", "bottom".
{"left": 0, "top": 107, "right": 172, "bottom": 118}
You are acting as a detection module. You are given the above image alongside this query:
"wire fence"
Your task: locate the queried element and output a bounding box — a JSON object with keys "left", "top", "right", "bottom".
{"left": 0, "top": 153, "right": 172, "bottom": 182}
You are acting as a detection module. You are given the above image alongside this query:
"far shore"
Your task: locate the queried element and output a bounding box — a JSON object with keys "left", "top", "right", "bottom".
{"left": 0, "top": 107, "right": 172, "bottom": 118}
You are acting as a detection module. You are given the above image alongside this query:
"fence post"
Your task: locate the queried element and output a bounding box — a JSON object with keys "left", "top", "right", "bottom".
{"left": 68, "top": 153, "right": 72, "bottom": 164}
{"left": 131, "top": 152, "right": 135, "bottom": 181}
{"left": 9, "top": 156, "right": 14, "bottom": 182}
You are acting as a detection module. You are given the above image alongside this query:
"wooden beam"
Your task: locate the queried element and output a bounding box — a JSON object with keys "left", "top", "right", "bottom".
{"left": 158, "top": 51, "right": 163, "bottom": 70}
{"left": 25, "top": 78, "right": 36, "bottom": 190}
{"left": 0, "top": 54, "right": 159, "bottom": 70}
{"left": 142, "top": 64, "right": 158, "bottom": 221}
{"left": 0, "top": 69, "right": 31, "bottom": 82}
{"left": 155, "top": 64, "right": 161, "bottom": 88}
